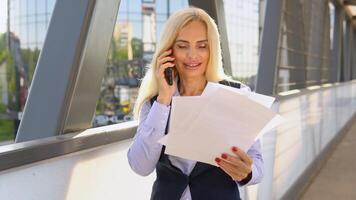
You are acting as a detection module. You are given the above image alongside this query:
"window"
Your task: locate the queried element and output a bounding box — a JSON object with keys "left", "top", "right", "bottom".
{"left": 224, "top": 0, "right": 260, "bottom": 89}
{"left": 93, "top": 0, "right": 189, "bottom": 127}
{"left": 0, "top": 0, "right": 57, "bottom": 142}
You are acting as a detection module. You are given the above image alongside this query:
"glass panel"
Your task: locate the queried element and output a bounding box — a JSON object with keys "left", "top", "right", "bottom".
{"left": 93, "top": 0, "right": 189, "bottom": 127}
{"left": 37, "top": 0, "right": 47, "bottom": 15}
{"left": 28, "top": 0, "right": 37, "bottom": 16}
{"left": 0, "top": 0, "right": 57, "bottom": 142}
{"left": 277, "top": 0, "right": 331, "bottom": 94}
{"left": 223, "top": 0, "right": 260, "bottom": 91}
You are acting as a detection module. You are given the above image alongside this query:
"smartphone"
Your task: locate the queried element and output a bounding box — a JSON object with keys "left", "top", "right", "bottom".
{"left": 164, "top": 67, "right": 174, "bottom": 86}
{"left": 164, "top": 49, "right": 174, "bottom": 86}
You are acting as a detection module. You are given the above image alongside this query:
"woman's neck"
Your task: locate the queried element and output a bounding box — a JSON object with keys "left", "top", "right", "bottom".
{"left": 179, "top": 76, "right": 207, "bottom": 96}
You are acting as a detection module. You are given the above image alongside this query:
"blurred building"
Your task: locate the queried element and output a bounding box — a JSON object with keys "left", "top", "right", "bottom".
{"left": 113, "top": 22, "right": 133, "bottom": 59}
{"left": 224, "top": 0, "right": 260, "bottom": 90}
{"left": 142, "top": 1, "right": 156, "bottom": 60}
{"left": 6, "top": 0, "right": 57, "bottom": 108}
{"left": 8, "top": 0, "right": 56, "bottom": 50}
{"left": 3, "top": 0, "right": 265, "bottom": 124}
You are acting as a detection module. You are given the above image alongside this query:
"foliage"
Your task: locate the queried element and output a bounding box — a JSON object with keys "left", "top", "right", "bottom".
{"left": 0, "top": 119, "right": 14, "bottom": 141}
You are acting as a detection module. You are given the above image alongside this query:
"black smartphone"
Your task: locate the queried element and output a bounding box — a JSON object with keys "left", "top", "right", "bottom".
{"left": 164, "top": 49, "right": 174, "bottom": 85}
{"left": 164, "top": 67, "right": 174, "bottom": 86}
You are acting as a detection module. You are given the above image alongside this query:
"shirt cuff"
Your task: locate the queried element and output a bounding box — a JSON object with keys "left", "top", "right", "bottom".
{"left": 237, "top": 171, "right": 253, "bottom": 186}
{"left": 144, "top": 101, "right": 171, "bottom": 131}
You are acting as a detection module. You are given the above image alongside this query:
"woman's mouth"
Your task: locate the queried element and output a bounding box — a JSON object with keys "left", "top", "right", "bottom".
{"left": 184, "top": 63, "right": 201, "bottom": 70}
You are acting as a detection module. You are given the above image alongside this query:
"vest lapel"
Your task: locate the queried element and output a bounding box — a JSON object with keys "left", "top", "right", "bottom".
{"left": 189, "top": 162, "right": 216, "bottom": 178}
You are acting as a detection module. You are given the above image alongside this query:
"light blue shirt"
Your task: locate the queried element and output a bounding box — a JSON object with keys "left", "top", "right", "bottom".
{"left": 127, "top": 82, "right": 264, "bottom": 200}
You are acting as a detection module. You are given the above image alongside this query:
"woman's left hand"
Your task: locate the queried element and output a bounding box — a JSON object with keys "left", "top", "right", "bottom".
{"left": 215, "top": 146, "right": 253, "bottom": 182}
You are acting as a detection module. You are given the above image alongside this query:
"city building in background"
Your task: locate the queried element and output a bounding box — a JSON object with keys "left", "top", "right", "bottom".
{"left": 1, "top": 0, "right": 267, "bottom": 138}
{"left": 94, "top": 0, "right": 190, "bottom": 126}
{"left": 224, "top": 0, "right": 260, "bottom": 91}
{"left": 0, "top": 0, "right": 56, "bottom": 140}
{"left": 0, "top": 1, "right": 355, "bottom": 199}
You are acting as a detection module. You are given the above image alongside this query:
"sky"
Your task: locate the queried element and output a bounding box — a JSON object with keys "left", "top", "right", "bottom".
{"left": 0, "top": 0, "right": 7, "bottom": 33}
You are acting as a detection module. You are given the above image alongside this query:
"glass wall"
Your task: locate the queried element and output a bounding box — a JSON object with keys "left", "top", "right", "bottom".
{"left": 224, "top": 0, "right": 260, "bottom": 91}
{"left": 0, "top": 0, "right": 56, "bottom": 142}
{"left": 0, "top": 0, "right": 265, "bottom": 134}
{"left": 93, "top": 0, "right": 264, "bottom": 126}
{"left": 329, "top": 2, "right": 335, "bottom": 50}
{"left": 276, "top": 0, "right": 331, "bottom": 93}
{"left": 93, "top": 0, "right": 189, "bottom": 127}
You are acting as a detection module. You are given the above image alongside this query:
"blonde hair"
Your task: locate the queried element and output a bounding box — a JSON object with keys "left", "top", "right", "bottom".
{"left": 133, "top": 7, "right": 230, "bottom": 119}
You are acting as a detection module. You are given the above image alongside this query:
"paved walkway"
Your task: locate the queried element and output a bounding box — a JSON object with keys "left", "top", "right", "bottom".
{"left": 300, "top": 120, "right": 356, "bottom": 200}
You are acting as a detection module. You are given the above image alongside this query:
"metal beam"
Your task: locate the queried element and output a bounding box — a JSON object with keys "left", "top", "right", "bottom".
{"left": 188, "top": 0, "right": 232, "bottom": 76}
{"left": 343, "top": 19, "right": 352, "bottom": 81}
{"left": 348, "top": 23, "right": 354, "bottom": 80}
{"left": 331, "top": 5, "right": 344, "bottom": 82}
{"left": 255, "top": 0, "right": 283, "bottom": 95}
{"left": 16, "top": 0, "right": 121, "bottom": 142}
{"left": 351, "top": 29, "right": 356, "bottom": 79}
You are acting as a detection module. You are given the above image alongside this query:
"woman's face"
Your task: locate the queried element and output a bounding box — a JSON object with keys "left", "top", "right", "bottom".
{"left": 172, "top": 20, "right": 209, "bottom": 80}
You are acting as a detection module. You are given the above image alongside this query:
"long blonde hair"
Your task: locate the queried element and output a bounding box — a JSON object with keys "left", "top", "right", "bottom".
{"left": 133, "top": 7, "right": 230, "bottom": 119}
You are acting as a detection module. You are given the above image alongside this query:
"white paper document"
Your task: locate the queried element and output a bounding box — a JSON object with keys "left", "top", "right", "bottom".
{"left": 158, "top": 83, "right": 283, "bottom": 166}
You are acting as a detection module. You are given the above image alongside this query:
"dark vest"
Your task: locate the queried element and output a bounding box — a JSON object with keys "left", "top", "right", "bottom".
{"left": 150, "top": 80, "right": 242, "bottom": 200}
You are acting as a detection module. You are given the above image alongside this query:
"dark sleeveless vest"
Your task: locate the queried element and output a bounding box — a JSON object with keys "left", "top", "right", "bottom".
{"left": 150, "top": 80, "right": 244, "bottom": 200}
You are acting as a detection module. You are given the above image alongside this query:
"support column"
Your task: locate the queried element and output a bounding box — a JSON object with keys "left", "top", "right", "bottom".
{"left": 255, "top": 0, "right": 283, "bottom": 95}
{"left": 16, "top": 0, "right": 121, "bottom": 142}
{"left": 331, "top": 4, "right": 344, "bottom": 82}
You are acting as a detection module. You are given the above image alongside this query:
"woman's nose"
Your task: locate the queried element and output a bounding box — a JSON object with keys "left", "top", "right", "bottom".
{"left": 186, "top": 48, "right": 199, "bottom": 59}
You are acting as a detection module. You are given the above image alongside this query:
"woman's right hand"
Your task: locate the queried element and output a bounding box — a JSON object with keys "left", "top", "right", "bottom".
{"left": 156, "top": 49, "right": 177, "bottom": 105}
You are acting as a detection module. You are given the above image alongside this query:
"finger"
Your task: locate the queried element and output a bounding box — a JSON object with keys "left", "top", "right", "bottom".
{"left": 156, "top": 60, "right": 175, "bottom": 73}
{"left": 221, "top": 153, "right": 250, "bottom": 174}
{"left": 216, "top": 159, "right": 247, "bottom": 181}
{"left": 232, "top": 146, "right": 253, "bottom": 166}
{"left": 157, "top": 49, "right": 173, "bottom": 61}
{"left": 158, "top": 56, "right": 175, "bottom": 65}
{"left": 158, "top": 62, "right": 175, "bottom": 74}
{"left": 156, "top": 62, "right": 175, "bottom": 78}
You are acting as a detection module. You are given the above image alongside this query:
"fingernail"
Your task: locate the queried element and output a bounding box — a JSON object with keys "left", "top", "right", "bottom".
{"left": 232, "top": 146, "right": 238, "bottom": 152}
{"left": 221, "top": 153, "right": 227, "bottom": 159}
{"left": 215, "top": 157, "right": 221, "bottom": 163}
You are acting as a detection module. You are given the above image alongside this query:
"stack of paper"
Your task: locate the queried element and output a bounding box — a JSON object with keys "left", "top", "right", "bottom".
{"left": 158, "top": 82, "right": 283, "bottom": 166}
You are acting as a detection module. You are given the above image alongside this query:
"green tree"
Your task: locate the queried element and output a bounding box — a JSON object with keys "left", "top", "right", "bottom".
{"left": 0, "top": 33, "right": 15, "bottom": 141}
{"left": 22, "top": 48, "right": 40, "bottom": 84}
{"left": 131, "top": 37, "right": 143, "bottom": 59}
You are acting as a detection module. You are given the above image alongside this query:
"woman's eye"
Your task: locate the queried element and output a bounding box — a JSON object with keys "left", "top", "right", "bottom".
{"left": 199, "top": 45, "right": 207, "bottom": 48}
{"left": 177, "top": 45, "right": 188, "bottom": 49}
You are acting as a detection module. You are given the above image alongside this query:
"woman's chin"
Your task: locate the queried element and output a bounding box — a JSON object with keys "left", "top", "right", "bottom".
{"left": 180, "top": 72, "right": 205, "bottom": 79}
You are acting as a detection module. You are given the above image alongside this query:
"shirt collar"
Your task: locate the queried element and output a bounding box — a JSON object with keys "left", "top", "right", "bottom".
{"left": 173, "top": 80, "right": 211, "bottom": 97}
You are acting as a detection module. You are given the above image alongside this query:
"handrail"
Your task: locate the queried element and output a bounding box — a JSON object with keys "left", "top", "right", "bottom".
{"left": 0, "top": 80, "right": 354, "bottom": 172}
{"left": 0, "top": 121, "right": 137, "bottom": 172}
{"left": 276, "top": 80, "right": 356, "bottom": 101}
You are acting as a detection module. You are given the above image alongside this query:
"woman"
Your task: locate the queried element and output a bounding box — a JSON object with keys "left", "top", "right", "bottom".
{"left": 127, "top": 7, "right": 263, "bottom": 200}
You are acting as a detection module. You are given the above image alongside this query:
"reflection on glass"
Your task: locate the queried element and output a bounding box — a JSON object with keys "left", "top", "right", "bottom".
{"left": 93, "top": 0, "right": 189, "bottom": 127}
{"left": 224, "top": 0, "right": 260, "bottom": 91}
{"left": 329, "top": 2, "right": 335, "bottom": 50}
{"left": 277, "top": 0, "right": 331, "bottom": 94}
{"left": 0, "top": 0, "right": 57, "bottom": 141}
